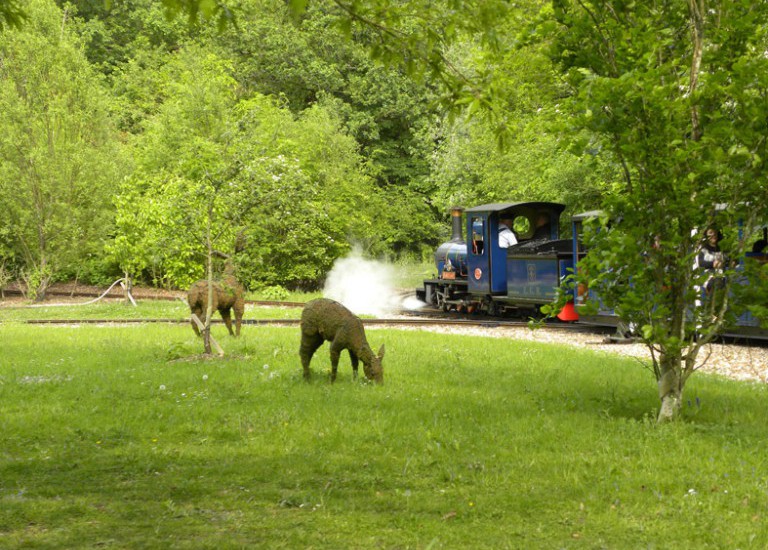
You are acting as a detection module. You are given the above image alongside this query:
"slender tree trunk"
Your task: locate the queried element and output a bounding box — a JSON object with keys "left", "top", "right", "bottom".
{"left": 656, "top": 285, "right": 687, "bottom": 423}
{"left": 688, "top": 0, "right": 704, "bottom": 141}
{"left": 31, "top": 220, "right": 50, "bottom": 302}
{"left": 203, "top": 204, "right": 215, "bottom": 355}
{"left": 657, "top": 351, "right": 683, "bottom": 423}
{"left": 32, "top": 255, "right": 50, "bottom": 302}
{"left": 123, "top": 271, "right": 133, "bottom": 305}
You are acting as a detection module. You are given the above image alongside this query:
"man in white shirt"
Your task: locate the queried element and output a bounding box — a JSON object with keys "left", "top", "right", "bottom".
{"left": 498, "top": 217, "right": 518, "bottom": 248}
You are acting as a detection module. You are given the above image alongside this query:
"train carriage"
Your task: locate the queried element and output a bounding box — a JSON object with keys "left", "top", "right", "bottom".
{"left": 570, "top": 210, "right": 768, "bottom": 339}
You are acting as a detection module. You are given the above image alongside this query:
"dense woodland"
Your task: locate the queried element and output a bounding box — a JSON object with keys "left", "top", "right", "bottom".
{"left": 0, "top": 0, "right": 610, "bottom": 296}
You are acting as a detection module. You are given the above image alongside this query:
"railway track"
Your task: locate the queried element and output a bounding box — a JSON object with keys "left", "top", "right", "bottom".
{"left": 0, "top": 293, "right": 617, "bottom": 335}
{"left": 6, "top": 295, "right": 763, "bottom": 343}
{"left": 20, "top": 310, "right": 605, "bottom": 334}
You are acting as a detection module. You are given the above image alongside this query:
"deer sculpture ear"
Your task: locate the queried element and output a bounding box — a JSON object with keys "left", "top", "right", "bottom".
{"left": 378, "top": 344, "right": 385, "bottom": 359}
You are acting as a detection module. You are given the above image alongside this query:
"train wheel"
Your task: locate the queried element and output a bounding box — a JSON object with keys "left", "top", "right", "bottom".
{"left": 434, "top": 287, "right": 446, "bottom": 310}
{"left": 424, "top": 283, "right": 439, "bottom": 308}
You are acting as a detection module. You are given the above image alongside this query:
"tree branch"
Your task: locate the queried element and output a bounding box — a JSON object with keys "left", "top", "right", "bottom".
{"left": 688, "top": 0, "right": 704, "bottom": 141}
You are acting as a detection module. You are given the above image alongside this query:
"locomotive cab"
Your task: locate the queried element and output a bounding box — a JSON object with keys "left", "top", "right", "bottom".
{"left": 465, "top": 202, "right": 567, "bottom": 298}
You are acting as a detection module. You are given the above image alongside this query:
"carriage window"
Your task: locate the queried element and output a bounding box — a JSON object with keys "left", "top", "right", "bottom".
{"left": 471, "top": 217, "right": 485, "bottom": 255}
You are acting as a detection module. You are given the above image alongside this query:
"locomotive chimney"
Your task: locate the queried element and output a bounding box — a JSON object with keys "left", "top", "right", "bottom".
{"left": 450, "top": 207, "right": 464, "bottom": 243}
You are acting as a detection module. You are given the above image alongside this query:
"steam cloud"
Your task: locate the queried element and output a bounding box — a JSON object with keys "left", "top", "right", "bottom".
{"left": 323, "top": 251, "right": 421, "bottom": 316}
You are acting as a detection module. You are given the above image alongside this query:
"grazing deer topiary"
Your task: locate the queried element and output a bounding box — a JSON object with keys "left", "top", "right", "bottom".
{"left": 187, "top": 262, "right": 245, "bottom": 337}
{"left": 299, "top": 298, "right": 384, "bottom": 383}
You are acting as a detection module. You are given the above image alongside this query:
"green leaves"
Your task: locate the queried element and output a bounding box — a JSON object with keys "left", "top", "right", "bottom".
{"left": 0, "top": 0, "right": 27, "bottom": 30}
{"left": 287, "top": 0, "right": 309, "bottom": 20}
{"left": 0, "top": 0, "right": 127, "bottom": 294}
{"left": 545, "top": 1, "right": 768, "bottom": 415}
{"left": 112, "top": 44, "right": 385, "bottom": 289}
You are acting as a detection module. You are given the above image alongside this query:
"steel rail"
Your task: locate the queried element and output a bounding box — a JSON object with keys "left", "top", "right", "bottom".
{"left": 1, "top": 288, "right": 306, "bottom": 308}
{"left": 9, "top": 297, "right": 764, "bottom": 343}
{"left": 19, "top": 316, "right": 603, "bottom": 333}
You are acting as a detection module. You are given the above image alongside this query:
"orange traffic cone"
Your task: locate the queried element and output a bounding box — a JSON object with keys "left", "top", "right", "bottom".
{"left": 556, "top": 301, "right": 579, "bottom": 322}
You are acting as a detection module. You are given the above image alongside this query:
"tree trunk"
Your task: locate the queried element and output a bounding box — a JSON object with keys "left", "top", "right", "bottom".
{"left": 31, "top": 257, "right": 51, "bottom": 303}
{"left": 656, "top": 352, "right": 683, "bottom": 423}
{"left": 123, "top": 272, "right": 134, "bottom": 305}
{"left": 203, "top": 251, "right": 214, "bottom": 356}
{"left": 203, "top": 207, "right": 215, "bottom": 356}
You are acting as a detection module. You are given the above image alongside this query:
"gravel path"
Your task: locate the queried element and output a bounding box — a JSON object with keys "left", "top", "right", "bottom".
{"left": 385, "top": 323, "right": 768, "bottom": 384}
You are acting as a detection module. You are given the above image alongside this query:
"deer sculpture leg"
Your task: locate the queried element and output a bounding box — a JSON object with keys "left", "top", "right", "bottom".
{"left": 299, "top": 333, "right": 324, "bottom": 381}
{"left": 233, "top": 302, "right": 244, "bottom": 337}
{"left": 349, "top": 351, "right": 359, "bottom": 379}
{"left": 220, "top": 308, "right": 234, "bottom": 336}
{"left": 329, "top": 339, "right": 345, "bottom": 383}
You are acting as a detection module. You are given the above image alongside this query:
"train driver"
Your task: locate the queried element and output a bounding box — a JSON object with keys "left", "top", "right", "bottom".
{"left": 533, "top": 213, "right": 551, "bottom": 240}
{"left": 498, "top": 216, "right": 518, "bottom": 248}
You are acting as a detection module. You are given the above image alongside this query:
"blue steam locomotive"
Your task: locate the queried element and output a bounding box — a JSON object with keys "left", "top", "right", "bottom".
{"left": 416, "top": 202, "right": 578, "bottom": 320}
{"left": 418, "top": 202, "right": 767, "bottom": 338}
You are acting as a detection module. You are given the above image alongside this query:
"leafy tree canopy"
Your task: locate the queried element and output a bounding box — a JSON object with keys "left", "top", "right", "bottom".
{"left": 545, "top": 0, "right": 768, "bottom": 420}
{"left": 0, "top": 0, "right": 27, "bottom": 30}
{"left": 0, "top": 0, "right": 127, "bottom": 298}
{"left": 111, "top": 44, "right": 386, "bottom": 290}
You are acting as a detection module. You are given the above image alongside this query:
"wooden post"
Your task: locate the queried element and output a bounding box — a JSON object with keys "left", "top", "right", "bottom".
{"left": 191, "top": 314, "right": 225, "bottom": 357}
{"left": 120, "top": 277, "right": 137, "bottom": 307}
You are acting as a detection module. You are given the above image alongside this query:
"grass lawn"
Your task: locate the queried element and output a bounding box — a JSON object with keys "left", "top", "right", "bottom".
{"left": 1, "top": 305, "right": 767, "bottom": 548}
{"left": 0, "top": 299, "right": 303, "bottom": 323}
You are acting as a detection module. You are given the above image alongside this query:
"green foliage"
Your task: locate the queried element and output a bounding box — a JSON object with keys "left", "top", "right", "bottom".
{"left": 540, "top": 1, "right": 768, "bottom": 418}
{"left": 110, "top": 46, "right": 384, "bottom": 289}
{"left": 0, "top": 0, "right": 128, "bottom": 297}
{"left": 213, "top": 1, "right": 438, "bottom": 190}
{"left": 19, "top": 264, "right": 55, "bottom": 302}
{"left": 373, "top": 1, "right": 617, "bottom": 222}
{"left": 30, "top": 0, "right": 580, "bottom": 288}
{"left": 154, "top": 0, "right": 236, "bottom": 29}
{"left": 0, "top": 261, "right": 12, "bottom": 294}
{"left": 57, "top": 0, "right": 195, "bottom": 75}
{"left": 0, "top": 0, "right": 27, "bottom": 30}
{"left": 1, "top": 321, "right": 767, "bottom": 546}
{"left": 731, "top": 256, "right": 768, "bottom": 328}
{"left": 428, "top": 111, "right": 614, "bottom": 216}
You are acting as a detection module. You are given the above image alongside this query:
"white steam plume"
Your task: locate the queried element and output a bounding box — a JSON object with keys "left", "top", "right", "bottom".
{"left": 323, "top": 251, "right": 409, "bottom": 316}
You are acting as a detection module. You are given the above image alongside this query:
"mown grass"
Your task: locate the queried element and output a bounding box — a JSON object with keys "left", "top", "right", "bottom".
{"left": 0, "top": 300, "right": 303, "bottom": 323}
{"left": 1, "top": 308, "right": 767, "bottom": 548}
{"left": 245, "top": 289, "right": 322, "bottom": 303}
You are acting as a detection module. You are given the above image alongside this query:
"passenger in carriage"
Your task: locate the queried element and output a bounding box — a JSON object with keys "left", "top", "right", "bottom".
{"left": 697, "top": 228, "right": 725, "bottom": 270}
{"left": 696, "top": 227, "right": 726, "bottom": 292}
